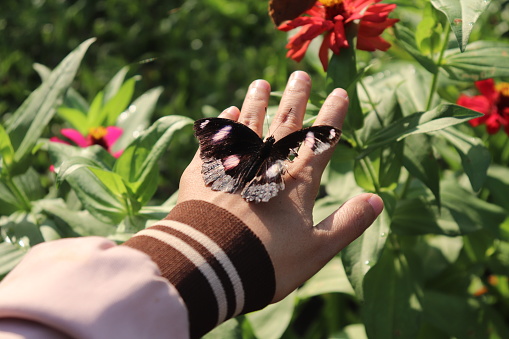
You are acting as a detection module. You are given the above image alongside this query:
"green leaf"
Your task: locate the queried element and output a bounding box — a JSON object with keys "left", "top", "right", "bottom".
{"left": 5, "top": 38, "right": 95, "bottom": 165}
{"left": 415, "top": 4, "right": 445, "bottom": 56}
{"left": 0, "top": 241, "right": 26, "bottom": 278}
{"left": 103, "top": 66, "right": 129, "bottom": 103}
{"left": 246, "top": 291, "right": 296, "bottom": 339}
{"left": 297, "top": 256, "right": 354, "bottom": 299}
{"left": 87, "top": 91, "right": 105, "bottom": 128}
{"left": 56, "top": 107, "right": 89, "bottom": 134}
{"left": 0, "top": 124, "right": 14, "bottom": 171}
{"left": 437, "top": 128, "right": 490, "bottom": 191}
{"left": 441, "top": 41, "right": 509, "bottom": 81}
{"left": 403, "top": 134, "right": 440, "bottom": 206}
{"left": 1, "top": 211, "right": 45, "bottom": 247}
{"left": 202, "top": 318, "right": 244, "bottom": 339}
{"left": 362, "top": 104, "right": 482, "bottom": 156}
{"left": 362, "top": 246, "right": 422, "bottom": 339}
{"left": 485, "top": 165, "right": 509, "bottom": 211}
{"left": 422, "top": 290, "right": 484, "bottom": 337}
{"left": 113, "top": 86, "right": 163, "bottom": 153}
{"left": 48, "top": 142, "right": 116, "bottom": 173}
{"left": 103, "top": 76, "right": 137, "bottom": 126}
{"left": 57, "top": 160, "right": 128, "bottom": 224}
{"left": 431, "top": 0, "right": 492, "bottom": 52}
{"left": 392, "top": 178, "right": 506, "bottom": 236}
{"left": 35, "top": 198, "right": 116, "bottom": 237}
{"left": 342, "top": 199, "right": 392, "bottom": 300}
{"left": 394, "top": 25, "right": 439, "bottom": 74}
{"left": 114, "top": 115, "right": 193, "bottom": 198}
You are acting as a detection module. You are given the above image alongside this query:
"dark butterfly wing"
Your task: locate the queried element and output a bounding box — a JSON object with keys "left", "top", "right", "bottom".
{"left": 194, "top": 118, "right": 264, "bottom": 193}
{"left": 241, "top": 125, "right": 341, "bottom": 203}
{"left": 274, "top": 125, "right": 342, "bottom": 157}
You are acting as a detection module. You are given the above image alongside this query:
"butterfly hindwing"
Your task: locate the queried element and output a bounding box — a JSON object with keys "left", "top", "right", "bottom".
{"left": 193, "top": 117, "right": 342, "bottom": 202}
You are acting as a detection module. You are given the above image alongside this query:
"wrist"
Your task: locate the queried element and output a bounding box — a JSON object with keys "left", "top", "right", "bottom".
{"left": 123, "top": 200, "right": 275, "bottom": 338}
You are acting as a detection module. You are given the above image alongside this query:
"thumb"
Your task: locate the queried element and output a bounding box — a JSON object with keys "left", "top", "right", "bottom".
{"left": 313, "top": 193, "right": 384, "bottom": 263}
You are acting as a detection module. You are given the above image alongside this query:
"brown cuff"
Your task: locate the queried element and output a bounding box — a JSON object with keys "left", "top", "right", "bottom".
{"left": 123, "top": 200, "right": 275, "bottom": 339}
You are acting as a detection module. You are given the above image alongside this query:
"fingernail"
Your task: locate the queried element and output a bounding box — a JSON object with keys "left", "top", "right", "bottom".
{"left": 331, "top": 88, "right": 348, "bottom": 99}
{"left": 219, "top": 106, "right": 236, "bottom": 118}
{"left": 368, "top": 195, "right": 384, "bottom": 216}
{"left": 249, "top": 79, "right": 270, "bottom": 96}
{"left": 289, "top": 71, "right": 310, "bottom": 87}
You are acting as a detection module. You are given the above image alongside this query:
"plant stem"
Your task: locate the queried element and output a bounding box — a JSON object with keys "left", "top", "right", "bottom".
{"left": 425, "top": 23, "right": 451, "bottom": 111}
{"left": 4, "top": 175, "right": 31, "bottom": 212}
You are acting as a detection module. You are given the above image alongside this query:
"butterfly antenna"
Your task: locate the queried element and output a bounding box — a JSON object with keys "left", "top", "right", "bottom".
{"left": 269, "top": 107, "right": 292, "bottom": 137}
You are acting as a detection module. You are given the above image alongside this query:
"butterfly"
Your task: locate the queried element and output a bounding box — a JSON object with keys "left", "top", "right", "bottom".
{"left": 193, "top": 117, "right": 341, "bottom": 203}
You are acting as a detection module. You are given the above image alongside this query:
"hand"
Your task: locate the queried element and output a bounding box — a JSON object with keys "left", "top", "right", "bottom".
{"left": 178, "top": 71, "right": 383, "bottom": 303}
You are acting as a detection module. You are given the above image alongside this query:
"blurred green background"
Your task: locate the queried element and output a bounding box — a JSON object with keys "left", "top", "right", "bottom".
{"left": 0, "top": 0, "right": 319, "bottom": 196}
{"left": 0, "top": 0, "right": 309, "bottom": 120}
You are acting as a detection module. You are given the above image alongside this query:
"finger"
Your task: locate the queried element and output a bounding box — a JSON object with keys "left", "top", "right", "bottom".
{"left": 314, "top": 88, "right": 349, "bottom": 129}
{"left": 289, "top": 88, "right": 349, "bottom": 176}
{"left": 271, "top": 71, "right": 311, "bottom": 140}
{"left": 239, "top": 79, "right": 271, "bottom": 136}
{"left": 218, "top": 106, "right": 241, "bottom": 121}
{"left": 313, "top": 194, "right": 384, "bottom": 264}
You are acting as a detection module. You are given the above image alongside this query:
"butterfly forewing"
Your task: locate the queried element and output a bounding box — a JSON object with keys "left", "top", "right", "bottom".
{"left": 193, "top": 117, "right": 341, "bottom": 203}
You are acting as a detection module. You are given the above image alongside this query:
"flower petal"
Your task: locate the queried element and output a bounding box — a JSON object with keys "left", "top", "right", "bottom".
{"left": 104, "top": 126, "right": 123, "bottom": 148}
{"left": 60, "top": 129, "right": 88, "bottom": 147}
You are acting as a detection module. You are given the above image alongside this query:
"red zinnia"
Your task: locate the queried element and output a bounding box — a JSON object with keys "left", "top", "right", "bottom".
{"left": 278, "top": 0, "right": 399, "bottom": 71}
{"left": 457, "top": 79, "right": 509, "bottom": 135}
{"left": 50, "top": 126, "right": 123, "bottom": 158}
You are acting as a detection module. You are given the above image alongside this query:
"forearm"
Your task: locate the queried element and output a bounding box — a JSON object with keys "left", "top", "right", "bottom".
{"left": 123, "top": 200, "right": 276, "bottom": 338}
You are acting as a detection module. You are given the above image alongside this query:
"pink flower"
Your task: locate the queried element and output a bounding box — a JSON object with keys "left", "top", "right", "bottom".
{"left": 50, "top": 126, "right": 123, "bottom": 157}
{"left": 278, "top": 0, "right": 398, "bottom": 71}
{"left": 457, "top": 79, "right": 509, "bottom": 135}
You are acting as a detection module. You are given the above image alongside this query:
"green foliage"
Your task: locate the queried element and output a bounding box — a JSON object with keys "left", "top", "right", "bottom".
{"left": 1, "top": 0, "right": 509, "bottom": 338}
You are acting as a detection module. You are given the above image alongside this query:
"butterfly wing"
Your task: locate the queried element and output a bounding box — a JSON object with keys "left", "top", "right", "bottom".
{"left": 241, "top": 125, "right": 341, "bottom": 203}
{"left": 274, "top": 125, "right": 342, "bottom": 157}
{"left": 194, "top": 118, "right": 264, "bottom": 193}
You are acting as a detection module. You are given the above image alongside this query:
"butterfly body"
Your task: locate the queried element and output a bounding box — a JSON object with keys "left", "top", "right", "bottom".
{"left": 194, "top": 117, "right": 341, "bottom": 203}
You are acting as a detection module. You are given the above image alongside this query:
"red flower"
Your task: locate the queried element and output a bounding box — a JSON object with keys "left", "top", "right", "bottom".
{"left": 50, "top": 126, "right": 123, "bottom": 157}
{"left": 278, "top": 0, "right": 398, "bottom": 70}
{"left": 457, "top": 79, "right": 509, "bottom": 135}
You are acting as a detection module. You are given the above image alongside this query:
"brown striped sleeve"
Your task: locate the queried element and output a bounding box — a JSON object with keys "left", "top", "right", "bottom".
{"left": 122, "top": 200, "right": 275, "bottom": 339}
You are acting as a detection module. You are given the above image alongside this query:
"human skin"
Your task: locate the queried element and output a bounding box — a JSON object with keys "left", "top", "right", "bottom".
{"left": 178, "top": 70, "right": 384, "bottom": 303}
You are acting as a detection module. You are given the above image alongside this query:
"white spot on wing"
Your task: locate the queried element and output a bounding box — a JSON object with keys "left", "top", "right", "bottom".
{"left": 266, "top": 162, "right": 284, "bottom": 178}
{"left": 305, "top": 131, "right": 315, "bottom": 149}
{"left": 213, "top": 125, "right": 232, "bottom": 142}
{"left": 223, "top": 155, "right": 240, "bottom": 170}
{"left": 200, "top": 120, "right": 210, "bottom": 129}
{"left": 329, "top": 128, "right": 336, "bottom": 139}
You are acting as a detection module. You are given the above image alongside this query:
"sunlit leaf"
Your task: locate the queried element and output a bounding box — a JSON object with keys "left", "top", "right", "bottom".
{"left": 298, "top": 257, "right": 354, "bottom": 298}
{"left": 441, "top": 41, "right": 509, "bottom": 81}
{"left": 0, "top": 124, "right": 14, "bottom": 171}
{"left": 114, "top": 115, "right": 193, "bottom": 199}
{"left": 0, "top": 242, "right": 26, "bottom": 278}
{"left": 5, "top": 38, "right": 95, "bottom": 166}
{"left": 57, "top": 159, "right": 128, "bottom": 224}
{"left": 395, "top": 25, "right": 438, "bottom": 74}
{"left": 342, "top": 194, "right": 392, "bottom": 300}
{"left": 246, "top": 291, "right": 296, "bottom": 339}
{"left": 431, "top": 0, "right": 492, "bottom": 52}
{"left": 361, "top": 104, "right": 482, "bottom": 156}
{"left": 113, "top": 86, "right": 164, "bottom": 152}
